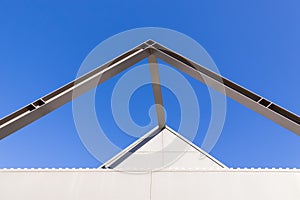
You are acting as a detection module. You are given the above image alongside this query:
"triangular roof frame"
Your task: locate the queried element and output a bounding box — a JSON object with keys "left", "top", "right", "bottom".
{"left": 0, "top": 39, "right": 299, "bottom": 141}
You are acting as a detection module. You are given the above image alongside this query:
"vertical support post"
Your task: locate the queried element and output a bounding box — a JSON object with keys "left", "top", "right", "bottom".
{"left": 148, "top": 54, "right": 166, "bottom": 129}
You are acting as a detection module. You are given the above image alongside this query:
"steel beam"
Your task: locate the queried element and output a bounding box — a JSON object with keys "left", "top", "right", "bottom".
{"left": 0, "top": 39, "right": 299, "bottom": 140}
{"left": 148, "top": 53, "right": 166, "bottom": 129}
{"left": 0, "top": 43, "right": 151, "bottom": 139}
{"left": 150, "top": 42, "right": 300, "bottom": 136}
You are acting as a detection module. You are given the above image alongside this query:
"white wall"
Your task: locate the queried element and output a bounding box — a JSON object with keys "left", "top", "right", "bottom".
{"left": 0, "top": 169, "right": 299, "bottom": 200}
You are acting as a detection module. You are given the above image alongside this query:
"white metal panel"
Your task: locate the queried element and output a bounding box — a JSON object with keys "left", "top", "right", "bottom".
{"left": 0, "top": 170, "right": 151, "bottom": 200}
{"left": 0, "top": 169, "right": 300, "bottom": 200}
{"left": 135, "top": 131, "right": 164, "bottom": 152}
{"left": 113, "top": 128, "right": 225, "bottom": 170}
{"left": 163, "top": 152, "right": 223, "bottom": 170}
{"left": 113, "top": 151, "right": 165, "bottom": 170}
{"left": 151, "top": 170, "right": 300, "bottom": 200}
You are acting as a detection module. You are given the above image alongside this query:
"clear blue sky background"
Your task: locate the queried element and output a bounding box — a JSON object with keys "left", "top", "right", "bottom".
{"left": 0, "top": 0, "right": 300, "bottom": 168}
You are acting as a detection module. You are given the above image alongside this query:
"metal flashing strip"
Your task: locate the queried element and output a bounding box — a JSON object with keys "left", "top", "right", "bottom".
{"left": 165, "top": 126, "right": 227, "bottom": 169}
{"left": 0, "top": 167, "right": 300, "bottom": 172}
{"left": 100, "top": 126, "right": 163, "bottom": 169}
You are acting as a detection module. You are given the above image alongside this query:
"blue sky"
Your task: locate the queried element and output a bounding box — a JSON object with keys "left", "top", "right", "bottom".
{"left": 0, "top": 0, "right": 300, "bottom": 168}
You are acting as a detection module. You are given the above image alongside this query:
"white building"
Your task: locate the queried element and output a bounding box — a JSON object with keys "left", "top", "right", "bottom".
{"left": 1, "top": 126, "right": 299, "bottom": 199}
{"left": 0, "top": 40, "right": 299, "bottom": 199}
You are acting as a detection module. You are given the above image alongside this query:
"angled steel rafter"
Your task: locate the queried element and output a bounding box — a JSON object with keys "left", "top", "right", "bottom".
{"left": 150, "top": 42, "right": 300, "bottom": 135}
{"left": 148, "top": 53, "right": 165, "bottom": 129}
{"left": 0, "top": 42, "right": 151, "bottom": 139}
{"left": 0, "top": 40, "right": 299, "bottom": 140}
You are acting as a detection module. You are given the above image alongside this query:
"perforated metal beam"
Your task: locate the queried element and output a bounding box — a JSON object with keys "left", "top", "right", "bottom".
{"left": 0, "top": 40, "right": 299, "bottom": 140}
{"left": 150, "top": 42, "right": 300, "bottom": 135}
{"left": 0, "top": 42, "right": 151, "bottom": 139}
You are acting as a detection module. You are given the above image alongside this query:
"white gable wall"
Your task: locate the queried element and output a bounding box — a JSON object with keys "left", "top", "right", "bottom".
{"left": 107, "top": 127, "right": 225, "bottom": 170}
